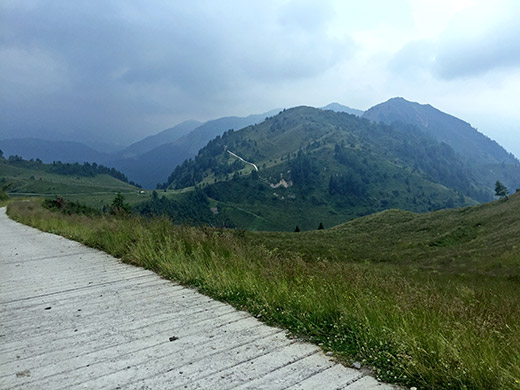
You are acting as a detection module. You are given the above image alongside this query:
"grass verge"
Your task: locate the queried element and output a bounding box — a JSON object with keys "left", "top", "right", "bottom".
{"left": 6, "top": 200, "right": 520, "bottom": 389}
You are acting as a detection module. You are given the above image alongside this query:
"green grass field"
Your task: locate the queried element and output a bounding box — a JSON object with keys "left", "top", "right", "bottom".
{"left": 252, "top": 194, "right": 520, "bottom": 279}
{"left": 6, "top": 194, "right": 520, "bottom": 389}
{"left": 2, "top": 161, "right": 135, "bottom": 197}
{"left": 0, "top": 159, "right": 202, "bottom": 210}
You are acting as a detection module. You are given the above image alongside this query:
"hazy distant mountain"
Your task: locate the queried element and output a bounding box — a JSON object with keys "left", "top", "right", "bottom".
{"left": 321, "top": 102, "right": 364, "bottom": 116}
{"left": 0, "top": 110, "right": 281, "bottom": 189}
{"left": 109, "top": 143, "right": 187, "bottom": 191}
{"left": 363, "top": 97, "right": 517, "bottom": 165}
{"left": 110, "top": 109, "right": 280, "bottom": 188}
{"left": 0, "top": 138, "right": 110, "bottom": 165}
{"left": 173, "top": 109, "right": 281, "bottom": 156}
{"left": 82, "top": 140, "right": 124, "bottom": 154}
{"left": 116, "top": 120, "right": 202, "bottom": 159}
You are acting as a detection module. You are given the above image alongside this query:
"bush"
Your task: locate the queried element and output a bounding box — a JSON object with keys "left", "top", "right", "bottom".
{"left": 108, "top": 192, "right": 132, "bottom": 215}
{"left": 0, "top": 189, "right": 8, "bottom": 201}
{"left": 42, "top": 196, "right": 100, "bottom": 216}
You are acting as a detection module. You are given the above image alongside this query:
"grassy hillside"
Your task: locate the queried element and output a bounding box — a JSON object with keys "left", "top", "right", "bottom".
{"left": 0, "top": 157, "right": 141, "bottom": 208}
{"left": 254, "top": 192, "right": 520, "bottom": 278}
{"left": 6, "top": 194, "right": 520, "bottom": 389}
{"left": 148, "top": 106, "right": 489, "bottom": 230}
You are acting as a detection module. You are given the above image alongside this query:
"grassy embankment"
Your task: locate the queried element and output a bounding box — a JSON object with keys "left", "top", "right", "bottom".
{"left": 6, "top": 195, "right": 520, "bottom": 389}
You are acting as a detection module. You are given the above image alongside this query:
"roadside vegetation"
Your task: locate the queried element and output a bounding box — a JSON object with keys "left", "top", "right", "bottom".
{"left": 0, "top": 189, "right": 9, "bottom": 207}
{"left": 6, "top": 194, "right": 520, "bottom": 389}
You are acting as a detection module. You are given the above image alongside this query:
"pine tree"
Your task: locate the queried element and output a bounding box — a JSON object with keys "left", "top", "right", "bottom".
{"left": 495, "top": 180, "right": 509, "bottom": 200}
{"left": 294, "top": 226, "right": 300, "bottom": 232}
{"left": 318, "top": 222, "right": 324, "bottom": 230}
{"left": 110, "top": 192, "right": 132, "bottom": 215}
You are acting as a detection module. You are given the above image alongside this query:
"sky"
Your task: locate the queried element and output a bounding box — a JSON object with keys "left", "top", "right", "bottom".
{"left": 1, "top": 0, "right": 520, "bottom": 157}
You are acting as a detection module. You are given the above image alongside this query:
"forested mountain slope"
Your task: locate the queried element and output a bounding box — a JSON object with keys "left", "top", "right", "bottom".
{"left": 363, "top": 97, "right": 520, "bottom": 192}
{"left": 109, "top": 109, "right": 280, "bottom": 188}
{"left": 148, "top": 106, "right": 490, "bottom": 230}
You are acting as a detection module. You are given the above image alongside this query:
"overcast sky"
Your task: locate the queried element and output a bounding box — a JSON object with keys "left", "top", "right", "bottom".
{"left": 1, "top": 0, "right": 519, "bottom": 157}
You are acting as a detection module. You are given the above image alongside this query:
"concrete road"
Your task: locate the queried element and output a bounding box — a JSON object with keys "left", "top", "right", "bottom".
{"left": 0, "top": 208, "right": 394, "bottom": 389}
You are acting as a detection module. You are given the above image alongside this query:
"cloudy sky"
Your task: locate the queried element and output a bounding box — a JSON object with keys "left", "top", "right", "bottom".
{"left": 1, "top": 0, "right": 520, "bottom": 157}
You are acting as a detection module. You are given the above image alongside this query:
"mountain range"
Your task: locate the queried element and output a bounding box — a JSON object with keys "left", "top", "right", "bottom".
{"left": 116, "top": 120, "right": 203, "bottom": 159}
{"left": 107, "top": 110, "right": 282, "bottom": 188}
{"left": 321, "top": 102, "right": 364, "bottom": 116}
{"left": 1, "top": 110, "right": 281, "bottom": 188}
{"left": 1, "top": 99, "right": 518, "bottom": 198}
{"left": 363, "top": 97, "right": 517, "bottom": 166}
{"left": 0, "top": 138, "right": 110, "bottom": 166}
{"left": 152, "top": 104, "right": 512, "bottom": 230}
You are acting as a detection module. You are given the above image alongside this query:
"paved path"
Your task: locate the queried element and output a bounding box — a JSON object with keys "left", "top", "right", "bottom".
{"left": 0, "top": 208, "right": 394, "bottom": 389}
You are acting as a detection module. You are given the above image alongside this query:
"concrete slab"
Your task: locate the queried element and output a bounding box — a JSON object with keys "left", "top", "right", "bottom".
{"left": 0, "top": 207, "right": 397, "bottom": 389}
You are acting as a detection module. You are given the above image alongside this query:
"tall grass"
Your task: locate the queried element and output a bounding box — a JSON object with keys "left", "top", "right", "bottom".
{"left": 7, "top": 200, "right": 520, "bottom": 389}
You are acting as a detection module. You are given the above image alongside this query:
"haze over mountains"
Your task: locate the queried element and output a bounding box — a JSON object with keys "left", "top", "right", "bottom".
{"left": 1, "top": 109, "right": 279, "bottom": 188}
{"left": 321, "top": 103, "right": 364, "bottom": 116}
{"left": 0, "top": 138, "right": 110, "bottom": 166}
{"left": 116, "top": 120, "right": 203, "bottom": 159}
{"left": 1, "top": 98, "right": 518, "bottom": 195}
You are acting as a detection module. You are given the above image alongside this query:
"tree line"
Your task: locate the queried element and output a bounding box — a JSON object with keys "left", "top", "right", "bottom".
{"left": 1, "top": 152, "right": 140, "bottom": 187}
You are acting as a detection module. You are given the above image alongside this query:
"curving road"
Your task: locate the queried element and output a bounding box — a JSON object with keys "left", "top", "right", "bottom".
{"left": 0, "top": 207, "right": 395, "bottom": 389}
{"left": 227, "top": 150, "right": 259, "bottom": 171}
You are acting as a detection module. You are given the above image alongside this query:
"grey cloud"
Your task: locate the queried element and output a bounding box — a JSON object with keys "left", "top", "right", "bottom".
{"left": 0, "top": 1, "right": 354, "bottom": 144}
{"left": 388, "top": 39, "right": 436, "bottom": 78}
{"left": 388, "top": 5, "right": 520, "bottom": 81}
{"left": 278, "top": 0, "right": 333, "bottom": 32}
{"left": 433, "top": 7, "right": 520, "bottom": 79}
